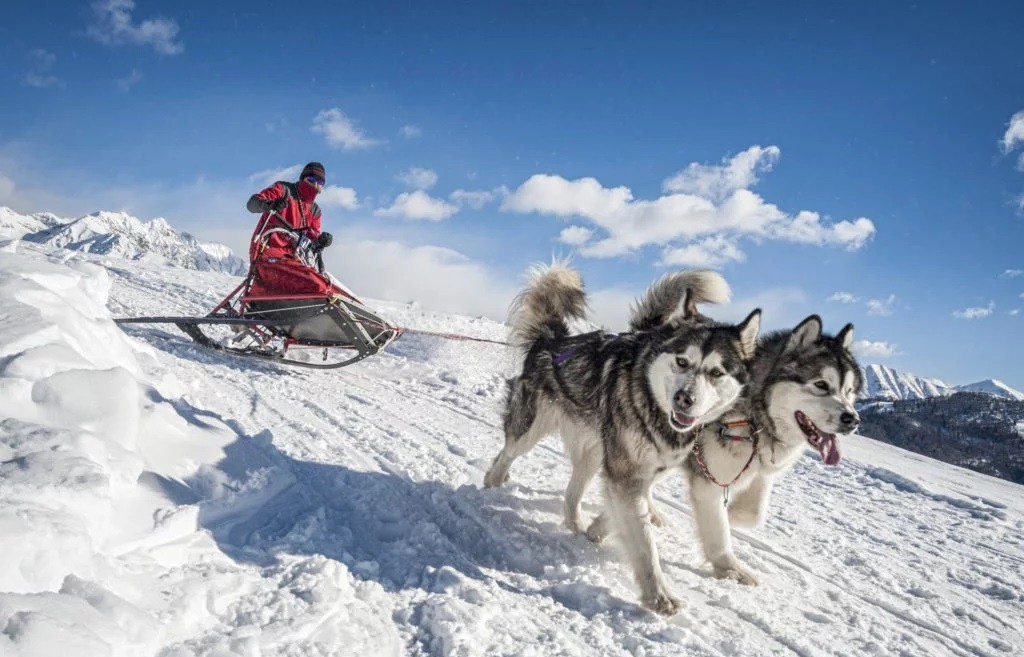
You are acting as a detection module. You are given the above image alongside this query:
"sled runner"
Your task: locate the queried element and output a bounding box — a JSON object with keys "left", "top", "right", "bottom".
{"left": 115, "top": 218, "right": 401, "bottom": 369}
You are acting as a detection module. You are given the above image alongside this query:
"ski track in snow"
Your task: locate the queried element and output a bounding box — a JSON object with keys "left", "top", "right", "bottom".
{"left": 1, "top": 242, "right": 1022, "bottom": 657}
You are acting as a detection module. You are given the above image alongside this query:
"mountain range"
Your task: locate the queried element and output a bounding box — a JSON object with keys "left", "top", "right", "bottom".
{"left": 0, "top": 206, "right": 247, "bottom": 275}
{"left": 860, "top": 363, "right": 1024, "bottom": 402}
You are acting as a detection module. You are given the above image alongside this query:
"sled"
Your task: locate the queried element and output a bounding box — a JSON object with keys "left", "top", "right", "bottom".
{"left": 115, "top": 218, "right": 401, "bottom": 369}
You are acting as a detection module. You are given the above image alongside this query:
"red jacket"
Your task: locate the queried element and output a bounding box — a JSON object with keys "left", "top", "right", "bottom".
{"left": 248, "top": 181, "right": 322, "bottom": 262}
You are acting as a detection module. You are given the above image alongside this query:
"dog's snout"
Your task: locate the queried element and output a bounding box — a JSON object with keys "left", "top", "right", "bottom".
{"left": 840, "top": 411, "right": 860, "bottom": 431}
{"left": 673, "top": 390, "right": 694, "bottom": 409}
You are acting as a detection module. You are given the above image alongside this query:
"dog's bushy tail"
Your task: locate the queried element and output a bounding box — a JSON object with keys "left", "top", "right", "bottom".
{"left": 628, "top": 270, "right": 731, "bottom": 331}
{"left": 507, "top": 261, "right": 587, "bottom": 353}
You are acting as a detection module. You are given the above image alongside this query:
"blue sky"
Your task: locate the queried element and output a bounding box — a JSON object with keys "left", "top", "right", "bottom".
{"left": 3, "top": 0, "right": 1024, "bottom": 388}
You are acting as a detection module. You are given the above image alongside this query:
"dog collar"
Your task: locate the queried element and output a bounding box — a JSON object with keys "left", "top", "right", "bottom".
{"left": 718, "top": 419, "right": 756, "bottom": 442}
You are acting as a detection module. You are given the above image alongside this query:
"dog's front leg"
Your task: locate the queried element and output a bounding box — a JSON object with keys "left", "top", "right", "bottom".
{"left": 727, "top": 475, "right": 772, "bottom": 528}
{"left": 689, "top": 477, "right": 759, "bottom": 586}
{"left": 606, "top": 478, "right": 682, "bottom": 615}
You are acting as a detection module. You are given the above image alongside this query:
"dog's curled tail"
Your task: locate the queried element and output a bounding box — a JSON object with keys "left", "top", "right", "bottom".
{"left": 628, "top": 269, "right": 731, "bottom": 331}
{"left": 507, "top": 261, "right": 587, "bottom": 352}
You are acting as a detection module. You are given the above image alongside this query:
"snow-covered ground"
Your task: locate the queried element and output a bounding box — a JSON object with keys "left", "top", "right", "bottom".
{"left": 1, "top": 240, "right": 1021, "bottom": 657}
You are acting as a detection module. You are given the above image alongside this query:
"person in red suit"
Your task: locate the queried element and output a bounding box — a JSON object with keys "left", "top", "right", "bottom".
{"left": 245, "top": 162, "right": 337, "bottom": 297}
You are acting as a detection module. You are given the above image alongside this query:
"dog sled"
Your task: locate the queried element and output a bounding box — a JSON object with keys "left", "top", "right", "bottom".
{"left": 115, "top": 221, "right": 402, "bottom": 369}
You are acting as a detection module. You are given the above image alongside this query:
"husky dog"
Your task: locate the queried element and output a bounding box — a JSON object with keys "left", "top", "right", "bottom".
{"left": 680, "top": 314, "right": 863, "bottom": 586}
{"left": 484, "top": 263, "right": 760, "bottom": 614}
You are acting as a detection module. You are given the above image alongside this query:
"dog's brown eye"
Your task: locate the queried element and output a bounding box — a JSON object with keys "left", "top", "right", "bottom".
{"left": 814, "top": 381, "right": 830, "bottom": 392}
{"left": 708, "top": 368, "right": 725, "bottom": 378}
{"left": 675, "top": 357, "right": 690, "bottom": 369}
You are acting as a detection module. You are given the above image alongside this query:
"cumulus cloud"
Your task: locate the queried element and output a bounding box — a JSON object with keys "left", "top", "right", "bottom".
{"left": 449, "top": 189, "right": 496, "bottom": 209}
{"left": 953, "top": 301, "right": 995, "bottom": 319}
{"left": 1001, "top": 269, "right": 1023, "bottom": 278}
{"left": 662, "top": 145, "right": 780, "bottom": 202}
{"left": 116, "top": 68, "right": 143, "bottom": 92}
{"left": 312, "top": 108, "right": 379, "bottom": 150}
{"left": 558, "top": 226, "right": 594, "bottom": 246}
{"left": 374, "top": 190, "right": 458, "bottom": 221}
{"left": 658, "top": 235, "right": 746, "bottom": 268}
{"left": 828, "top": 292, "right": 859, "bottom": 303}
{"left": 1001, "top": 111, "right": 1024, "bottom": 154}
{"left": 22, "top": 49, "right": 64, "bottom": 88}
{"left": 866, "top": 294, "right": 897, "bottom": 317}
{"left": 500, "top": 147, "right": 875, "bottom": 260}
{"left": 400, "top": 125, "right": 422, "bottom": 139}
{"left": 853, "top": 340, "right": 899, "bottom": 359}
{"left": 87, "top": 0, "right": 183, "bottom": 55}
{"left": 397, "top": 167, "right": 438, "bottom": 190}
{"left": 1009, "top": 309, "right": 1020, "bottom": 316}
{"left": 248, "top": 164, "right": 304, "bottom": 186}
{"left": 318, "top": 185, "right": 359, "bottom": 210}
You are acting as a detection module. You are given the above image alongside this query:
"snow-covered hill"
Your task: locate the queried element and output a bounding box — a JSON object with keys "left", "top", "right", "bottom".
{"left": 0, "top": 206, "right": 247, "bottom": 275}
{"left": 0, "top": 239, "right": 1021, "bottom": 656}
{"left": 861, "top": 363, "right": 1024, "bottom": 402}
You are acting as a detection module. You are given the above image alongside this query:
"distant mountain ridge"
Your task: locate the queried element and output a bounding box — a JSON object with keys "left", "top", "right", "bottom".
{"left": 861, "top": 363, "right": 1023, "bottom": 402}
{"left": 0, "top": 206, "right": 247, "bottom": 275}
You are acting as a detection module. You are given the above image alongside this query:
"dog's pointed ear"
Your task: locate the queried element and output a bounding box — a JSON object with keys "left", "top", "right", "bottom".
{"left": 836, "top": 323, "right": 855, "bottom": 351}
{"left": 666, "top": 288, "right": 699, "bottom": 323}
{"left": 737, "top": 308, "right": 761, "bottom": 360}
{"left": 786, "top": 315, "right": 822, "bottom": 352}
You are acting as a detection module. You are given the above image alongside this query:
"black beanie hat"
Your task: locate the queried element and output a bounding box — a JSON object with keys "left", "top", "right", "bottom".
{"left": 300, "top": 162, "right": 326, "bottom": 182}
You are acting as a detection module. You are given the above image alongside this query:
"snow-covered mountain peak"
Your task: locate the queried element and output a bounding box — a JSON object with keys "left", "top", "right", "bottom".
{"left": 861, "top": 363, "right": 952, "bottom": 401}
{"left": 956, "top": 379, "right": 1024, "bottom": 401}
{"left": 1, "top": 207, "right": 248, "bottom": 276}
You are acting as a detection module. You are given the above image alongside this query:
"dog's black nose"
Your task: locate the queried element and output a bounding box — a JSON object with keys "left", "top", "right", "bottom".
{"left": 673, "top": 390, "right": 694, "bottom": 409}
{"left": 840, "top": 411, "right": 860, "bottom": 430}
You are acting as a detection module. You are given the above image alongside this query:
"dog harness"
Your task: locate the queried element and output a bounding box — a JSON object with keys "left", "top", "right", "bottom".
{"left": 694, "top": 420, "right": 760, "bottom": 506}
{"left": 551, "top": 331, "right": 618, "bottom": 366}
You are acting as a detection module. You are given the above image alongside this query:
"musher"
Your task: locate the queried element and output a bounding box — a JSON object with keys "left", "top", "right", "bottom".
{"left": 246, "top": 161, "right": 336, "bottom": 297}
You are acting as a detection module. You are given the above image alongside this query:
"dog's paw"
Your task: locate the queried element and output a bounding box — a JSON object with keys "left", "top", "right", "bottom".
{"left": 585, "top": 515, "right": 610, "bottom": 543}
{"left": 644, "top": 591, "right": 684, "bottom": 616}
{"left": 564, "top": 517, "right": 585, "bottom": 535}
{"left": 713, "top": 564, "right": 759, "bottom": 586}
{"left": 482, "top": 468, "right": 508, "bottom": 488}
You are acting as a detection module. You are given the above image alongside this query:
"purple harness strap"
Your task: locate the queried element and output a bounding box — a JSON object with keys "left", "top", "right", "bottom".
{"left": 552, "top": 332, "right": 617, "bottom": 366}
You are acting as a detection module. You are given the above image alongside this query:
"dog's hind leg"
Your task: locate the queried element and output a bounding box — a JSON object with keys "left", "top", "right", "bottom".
{"left": 562, "top": 431, "right": 602, "bottom": 533}
{"left": 484, "top": 381, "right": 547, "bottom": 487}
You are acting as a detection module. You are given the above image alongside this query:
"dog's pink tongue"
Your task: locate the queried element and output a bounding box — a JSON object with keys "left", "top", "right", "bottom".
{"left": 818, "top": 433, "right": 841, "bottom": 466}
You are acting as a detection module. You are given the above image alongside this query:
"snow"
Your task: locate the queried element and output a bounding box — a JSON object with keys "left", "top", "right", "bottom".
{"left": 862, "top": 363, "right": 1024, "bottom": 402}
{"left": 0, "top": 206, "right": 247, "bottom": 276}
{"left": 1, "top": 238, "right": 1022, "bottom": 657}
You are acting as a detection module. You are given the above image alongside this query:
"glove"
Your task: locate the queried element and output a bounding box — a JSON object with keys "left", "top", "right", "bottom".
{"left": 264, "top": 197, "right": 289, "bottom": 214}
{"left": 315, "top": 232, "right": 333, "bottom": 250}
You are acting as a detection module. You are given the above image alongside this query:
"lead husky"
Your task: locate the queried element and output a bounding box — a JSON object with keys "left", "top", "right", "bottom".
{"left": 484, "top": 263, "right": 760, "bottom": 614}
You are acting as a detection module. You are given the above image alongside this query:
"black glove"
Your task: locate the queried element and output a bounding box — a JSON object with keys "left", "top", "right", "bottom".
{"left": 264, "top": 197, "right": 289, "bottom": 214}
{"left": 315, "top": 232, "right": 333, "bottom": 250}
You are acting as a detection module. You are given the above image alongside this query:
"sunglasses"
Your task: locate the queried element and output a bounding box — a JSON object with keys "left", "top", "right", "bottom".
{"left": 304, "top": 176, "right": 325, "bottom": 188}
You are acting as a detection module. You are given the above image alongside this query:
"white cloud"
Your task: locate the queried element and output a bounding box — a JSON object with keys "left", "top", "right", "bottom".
{"left": 1009, "top": 309, "right": 1020, "bottom": 316}
{"left": 22, "top": 49, "right": 64, "bottom": 89}
{"left": 248, "top": 164, "right": 303, "bottom": 186}
{"left": 116, "top": 68, "right": 143, "bottom": 92}
{"left": 828, "top": 292, "right": 859, "bottom": 303}
{"left": 400, "top": 125, "right": 422, "bottom": 139}
{"left": 500, "top": 148, "right": 875, "bottom": 260}
{"left": 87, "top": 0, "right": 183, "bottom": 55}
{"left": 866, "top": 294, "right": 897, "bottom": 317}
{"left": 853, "top": 340, "right": 899, "bottom": 359}
{"left": 449, "top": 189, "right": 496, "bottom": 209}
{"left": 662, "top": 145, "right": 780, "bottom": 202}
{"left": 658, "top": 235, "right": 746, "bottom": 268}
{"left": 312, "top": 108, "right": 379, "bottom": 151}
{"left": 397, "top": 167, "right": 438, "bottom": 190}
{"left": 1001, "top": 110, "right": 1024, "bottom": 153}
{"left": 953, "top": 301, "right": 995, "bottom": 319}
{"left": 558, "top": 226, "right": 594, "bottom": 246}
{"left": 318, "top": 185, "right": 359, "bottom": 210}
{"left": 1000, "top": 269, "right": 1023, "bottom": 278}
{"left": 374, "top": 190, "right": 457, "bottom": 221}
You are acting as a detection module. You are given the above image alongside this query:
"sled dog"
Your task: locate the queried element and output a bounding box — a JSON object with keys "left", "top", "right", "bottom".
{"left": 679, "top": 314, "right": 863, "bottom": 586}
{"left": 484, "top": 263, "right": 760, "bottom": 614}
